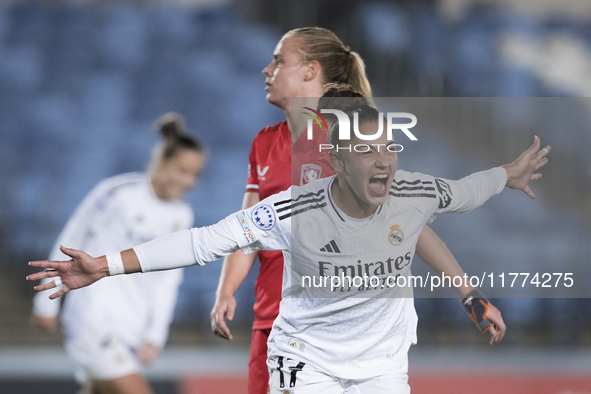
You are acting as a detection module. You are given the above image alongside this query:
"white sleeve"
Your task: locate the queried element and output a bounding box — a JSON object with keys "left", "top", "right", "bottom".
{"left": 134, "top": 189, "right": 292, "bottom": 273}
{"left": 223, "top": 189, "right": 291, "bottom": 255}
{"left": 133, "top": 229, "right": 199, "bottom": 272}
{"left": 429, "top": 167, "right": 507, "bottom": 222}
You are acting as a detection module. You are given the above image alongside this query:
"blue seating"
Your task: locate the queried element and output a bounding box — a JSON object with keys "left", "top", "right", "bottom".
{"left": 358, "top": 2, "right": 410, "bottom": 54}
{"left": 1, "top": 2, "right": 590, "bottom": 338}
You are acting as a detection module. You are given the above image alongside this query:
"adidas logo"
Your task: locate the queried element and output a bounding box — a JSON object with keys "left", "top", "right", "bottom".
{"left": 320, "top": 240, "right": 341, "bottom": 253}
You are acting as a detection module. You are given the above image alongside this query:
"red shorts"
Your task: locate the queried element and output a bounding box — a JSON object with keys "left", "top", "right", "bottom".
{"left": 248, "top": 328, "right": 272, "bottom": 394}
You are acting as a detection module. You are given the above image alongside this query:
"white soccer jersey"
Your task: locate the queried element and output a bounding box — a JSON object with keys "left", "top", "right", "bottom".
{"left": 135, "top": 166, "right": 506, "bottom": 378}
{"left": 33, "top": 172, "right": 193, "bottom": 349}
{"left": 259, "top": 168, "right": 505, "bottom": 379}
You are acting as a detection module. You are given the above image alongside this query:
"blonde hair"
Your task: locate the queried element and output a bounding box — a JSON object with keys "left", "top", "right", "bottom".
{"left": 287, "top": 27, "right": 372, "bottom": 98}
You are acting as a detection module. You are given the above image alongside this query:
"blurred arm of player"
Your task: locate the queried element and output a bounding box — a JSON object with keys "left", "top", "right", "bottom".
{"left": 30, "top": 182, "right": 107, "bottom": 333}
{"left": 140, "top": 209, "right": 192, "bottom": 364}
{"left": 140, "top": 268, "right": 184, "bottom": 364}
{"left": 210, "top": 191, "right": 260, "bottom": 340}
{"left": 415, "top": 226, "right": 506, "bottom": 346}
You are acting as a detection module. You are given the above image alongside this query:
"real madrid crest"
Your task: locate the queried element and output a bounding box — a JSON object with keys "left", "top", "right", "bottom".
{"left": 388, "top": 223, "right": 404, "bottom": 246}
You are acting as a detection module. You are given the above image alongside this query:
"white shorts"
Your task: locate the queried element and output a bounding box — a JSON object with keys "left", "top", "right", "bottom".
{"left": 64, "top": 332, "right": 141, "bottom": 383}
{"left": 269, "top": 356, "right": 410, "bottom": 394}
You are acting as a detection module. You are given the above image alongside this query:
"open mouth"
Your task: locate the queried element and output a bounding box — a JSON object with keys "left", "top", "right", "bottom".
{"left": 369, "top": 173, "right": 389, "bottom": 195}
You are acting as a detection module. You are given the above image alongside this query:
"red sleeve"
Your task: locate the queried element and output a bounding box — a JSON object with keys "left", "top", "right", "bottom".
{"left": 246, "top": 136, "right": 259, "bottom": 193}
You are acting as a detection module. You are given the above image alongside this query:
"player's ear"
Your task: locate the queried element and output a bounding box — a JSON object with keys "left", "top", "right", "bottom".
{"left": 303, "top": 60, "right": 321, "bottom": 82}
{"left": 329, "top": 151, "right": 344, "bottom": 172}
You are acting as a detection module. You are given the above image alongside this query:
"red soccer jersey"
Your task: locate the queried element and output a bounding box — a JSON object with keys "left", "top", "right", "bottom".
{"left": 246, "top": 121, "right": 334, "bottom": 329}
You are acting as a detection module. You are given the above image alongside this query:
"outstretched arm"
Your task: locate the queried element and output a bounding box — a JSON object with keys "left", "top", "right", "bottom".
{"left": 416, "top": 226, "right": 506, "bottom": 345}
{"left": 27, "top": 224, "right": 227, "bottom": 299}
{"left": 28, "top": 189, "right": 293, "bottom": 299}
{"left": 27, "top": 247, "right": 141, "bottom": 299}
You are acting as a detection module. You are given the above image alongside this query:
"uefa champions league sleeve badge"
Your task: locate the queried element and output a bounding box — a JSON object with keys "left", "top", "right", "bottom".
{"left": 251, "top": 204, "right": 276, "bottom": 231}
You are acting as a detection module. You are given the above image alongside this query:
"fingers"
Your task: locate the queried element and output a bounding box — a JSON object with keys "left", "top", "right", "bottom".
{"left": 212, "top": 311, "right": 233, "bottom": 340}
{"left": 530, "top": 173, "right": 542, "bottom": 181}
{"left": 210, "top": 302, "right": 233, "bottom": 340}
{"left": 59, "top": 245, "right": 83, "bottom": 259}
{"left": 496, "top": 323, "right": 506, "bottom": 343}
{"left": 489, "top": 323, "right": 503, "bottom": 345}
{"left": 486, "top": 303, "right": 506, "bottom": 345}
{"left": 519, "top": 142, "right": 549, "bottom": 199}
{"left": 527, "top": 135, "right": 541, "bottom": 155}
{"left": 27, "top": 269, "right": 59, "bottom": 283}
{"left": 535, "top": 151, "right": 549, "bottom": 169}
{"left": 489, "top": 323, "right": 503, "bottom": 346}
{"left": 534, "top": 146, "right": 550, "bottom": 170}
{"left": 49, "top": 285, "right": 70, "bottom": 300}
{"left": 493, "top": 316, "right": 506, "bottom": 344}
{"left": 488, "top": 324, "right": 498, "bottom": 346}
{"left": 536, "top": 145, "right": 551, "bottom": 159}
{"left": 33, "top": 280, "right": 60, "bottom": 292}
{"left": 535, "top": 159, "right": 548, "bottom": 171}
{"left": 27, "top": 261, "right": 61, "bottom": 270}
{"left": 522, "top": 185, "right": 535, "bottom": 200}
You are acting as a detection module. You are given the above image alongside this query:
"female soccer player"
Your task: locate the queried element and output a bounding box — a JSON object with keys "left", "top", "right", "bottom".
{"left": 30, "top": 113, "right": 205, "bottom": 394}
{"left": 211, "top": 26, "right": 505, "bottom": 393}
{"left": 209, "top": 28, "right": 372, "bottom": 393}
{"left": 28, "top": 105, "right": 550, "bottom": 393}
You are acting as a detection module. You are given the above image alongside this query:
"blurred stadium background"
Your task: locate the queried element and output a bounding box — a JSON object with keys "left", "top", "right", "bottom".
{"left": 0, "top": 0, "right": 590, "bottom": 393}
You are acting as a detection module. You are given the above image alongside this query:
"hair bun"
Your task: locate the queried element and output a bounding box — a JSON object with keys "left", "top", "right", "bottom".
{"left": 156, "top": 112, "right": 185, "bottom": 139}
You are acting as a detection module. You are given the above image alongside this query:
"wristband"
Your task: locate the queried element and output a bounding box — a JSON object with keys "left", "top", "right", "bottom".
{"left": 106, "top": 253, "right": 125, "bottom": 276}
{"left": 461, "top": 289, "right": 490, "bottom": 332}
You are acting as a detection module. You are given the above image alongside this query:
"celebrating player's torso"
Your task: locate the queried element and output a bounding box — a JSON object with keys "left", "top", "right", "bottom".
{"left": 226, "top": 167, "right": 506, "bottom": 379}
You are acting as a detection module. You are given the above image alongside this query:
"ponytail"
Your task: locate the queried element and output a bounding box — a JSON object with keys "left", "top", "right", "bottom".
{"left": 345, "top": 52, "right": 372, "bottom": 99}
{"left": 288, "top": 27, "right": 372, "bottom": 98}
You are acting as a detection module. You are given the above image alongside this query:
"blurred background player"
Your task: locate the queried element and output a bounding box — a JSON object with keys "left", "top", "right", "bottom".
{"left": 210, "top": 27, "right": 505, "bottom": 394}
{"left": 30, "top": 113, "right": 205, "bottom": 394}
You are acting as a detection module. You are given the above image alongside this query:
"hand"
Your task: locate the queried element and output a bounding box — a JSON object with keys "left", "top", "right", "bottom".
{"left": 503, "top": 135, "right": 550, "bottom": 199}
{"left": 485, "top": 303, "right": 506, "bottom": 346}
{"left": 210, "top": 292, "right": 237, "bottom": 340}
{"left": 138, "top": 342, "right": 160, "bottom": 365}
{"left": 30, "top": 314, "right": 58, "bottom": 334}
{"left": 26, "top": 246, "right": 109, "bottom": 299}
